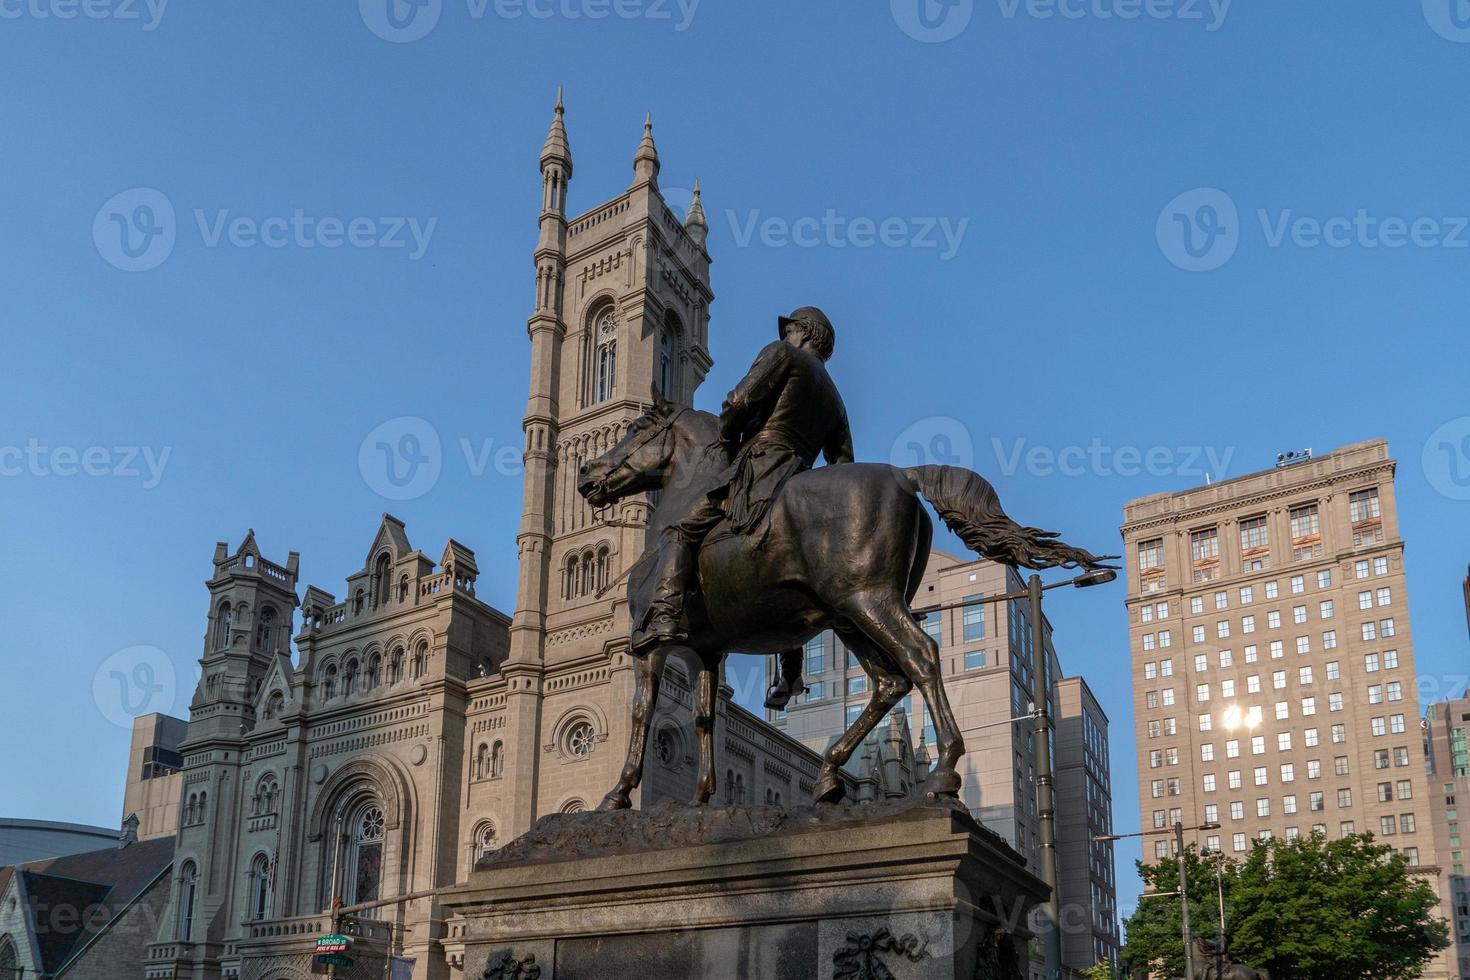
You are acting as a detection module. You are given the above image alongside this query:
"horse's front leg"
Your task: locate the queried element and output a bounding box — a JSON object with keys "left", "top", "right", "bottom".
{"left": 691, "top": 654, "right": 720, "bottom": 805}
{"left": 598, "top": 646, "right": 669, "bottom": 811}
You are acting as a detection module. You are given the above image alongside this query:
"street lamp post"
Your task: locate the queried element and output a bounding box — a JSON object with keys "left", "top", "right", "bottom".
{"left": 1095, "top": 820, "right": 1220, "bottom": 980}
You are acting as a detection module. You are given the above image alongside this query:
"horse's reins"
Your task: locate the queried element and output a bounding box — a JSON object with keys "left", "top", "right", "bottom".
{"left": 586, "top": 405, "right": 687, "bottom": 598}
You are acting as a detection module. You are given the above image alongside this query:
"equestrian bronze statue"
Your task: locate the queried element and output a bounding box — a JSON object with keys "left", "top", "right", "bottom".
{"left": 577, "top": 306, "right": 1115, "bottom": 810}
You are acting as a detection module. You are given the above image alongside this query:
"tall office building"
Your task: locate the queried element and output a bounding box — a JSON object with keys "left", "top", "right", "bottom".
{"left": 1122, "top": 440, "right": 1444, "bottom": 969}
{"left": 769, "top": 548, "right": 1120, "bottom": 977}
{"left": 1424, "top": 696, "right": 1470, "bottom": 978}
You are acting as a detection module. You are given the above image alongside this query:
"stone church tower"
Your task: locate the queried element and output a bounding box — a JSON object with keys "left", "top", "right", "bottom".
{"left": 499, "top": 92, "right": 715, "bottom": 835}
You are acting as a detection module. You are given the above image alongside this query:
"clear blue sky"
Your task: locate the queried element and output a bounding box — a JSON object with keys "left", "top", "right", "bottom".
{"left": 3, "top": 0, "right": 1468, "bottom": 928}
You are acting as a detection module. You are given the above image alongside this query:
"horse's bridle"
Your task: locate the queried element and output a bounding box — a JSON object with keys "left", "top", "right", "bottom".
{"left": 585, "top": 404, "right": 686, "bottom": 521}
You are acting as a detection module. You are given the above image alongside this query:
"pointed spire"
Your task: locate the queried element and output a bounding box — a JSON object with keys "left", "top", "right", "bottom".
{"left": 540, "top": 86, "right": 572, "bottom": 177}
{"left": 684, "top": 177, "right": 708, "bottom": 246}
{"left": 633, "top": 111, "right": 660, "bottom": 184}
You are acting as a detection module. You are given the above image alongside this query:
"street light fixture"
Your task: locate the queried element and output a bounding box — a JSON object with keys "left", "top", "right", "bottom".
{"left": 1094, "top": 821, "right": 1220, "bottom": 980}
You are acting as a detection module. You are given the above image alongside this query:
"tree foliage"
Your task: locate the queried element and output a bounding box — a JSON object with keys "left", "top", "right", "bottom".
{"left": 1121, "top": 833, "right": 1449, "bottom": 980}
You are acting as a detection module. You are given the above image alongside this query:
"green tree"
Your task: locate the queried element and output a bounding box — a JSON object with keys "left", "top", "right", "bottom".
{"left": 1079, "top": 962, "right": 1120, "bottom": 980}
{"left": 1121, "top": 834, "right": 1449, "bottom": 980}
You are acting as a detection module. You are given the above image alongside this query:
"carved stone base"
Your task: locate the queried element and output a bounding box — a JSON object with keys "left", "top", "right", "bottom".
{"left": 441, "top": 800, "right": 1046, "bottom": 980}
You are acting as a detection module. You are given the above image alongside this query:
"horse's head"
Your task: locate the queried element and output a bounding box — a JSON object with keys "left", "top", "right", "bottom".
{"left": 577, "top": 395, "right": 684, "bottom": 509}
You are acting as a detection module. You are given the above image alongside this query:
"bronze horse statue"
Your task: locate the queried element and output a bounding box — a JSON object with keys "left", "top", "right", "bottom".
{"left": 1194, "top": 937, "right": 1269, "bottom": 980}
{"left": 578, "top": 396, "right": 1115, "bottom": 810}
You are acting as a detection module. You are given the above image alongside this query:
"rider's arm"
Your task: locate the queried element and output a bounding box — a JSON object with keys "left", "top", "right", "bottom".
{"left": 719, "top": 341, "right": 791, "bottom": 447}
{"left": 824, "top": 407, "right": 855, "bottom": 465}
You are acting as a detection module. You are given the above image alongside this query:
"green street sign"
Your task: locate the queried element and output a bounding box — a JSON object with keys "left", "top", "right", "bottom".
{"left": 316, "top": 953, "right": 354, "bottom": 967}
{"left": 315, "top": 934, "right": 351, "bottom": 953}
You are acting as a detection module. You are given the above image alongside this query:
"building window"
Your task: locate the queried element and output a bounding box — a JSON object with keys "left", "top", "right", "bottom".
{"left": 256, "top": 605, "right": 277, "bottom": 652}
{"left": 964, "top": 649, "right": 987, "bottom": 671}
{"left": 475, "top": 822, "right": 498, "bottom": 860}
{"left": 346, "top": 803, "right": 385, "bottom": 906}
{"left": 1349, "top": 487, "right": 1381, "bottom": 523}
{"left": 177, "top": 861, "right": 199, "bottom": 941}
{"left": 1289, "top": 503, "right": 1322, "bottom": 561}
{"left": 962, "top": 598, "right": 986, "bottom": 642}
{"left": 593, "top": 309, "right": 618, "bottom": 403}
{"left": 1239, "top": 516, "right": 1270, "bottom": 570}
{"left": 250, "top": 853, "right": 273, "bottom": 920}
{"left": 214, "top": 601, "right": 232, "bottom": 649}
{"left": 565, "top": 721, "right": 596, "bottom": 759}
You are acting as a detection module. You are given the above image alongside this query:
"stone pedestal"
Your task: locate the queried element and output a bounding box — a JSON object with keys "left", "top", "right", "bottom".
{"left": 440, "top": 799, "right": 1046, "bottom": 980}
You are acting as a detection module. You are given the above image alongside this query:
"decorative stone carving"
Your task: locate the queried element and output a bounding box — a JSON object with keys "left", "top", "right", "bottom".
{"left": 831, "top": 928, "right": 928, "bottom": 979}
{"left": 482, "top": 949, "right": 540, "bottom": 980}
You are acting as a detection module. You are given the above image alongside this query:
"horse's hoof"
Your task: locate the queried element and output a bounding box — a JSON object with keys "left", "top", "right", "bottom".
{"left": 922, "top": 769, "right": 962, "bottom": 798}
{"left": 597, "top": 791, "right": 632, "bottom": 812}
{"left": 813, "top": 772, "right": 846, "bottom": 805}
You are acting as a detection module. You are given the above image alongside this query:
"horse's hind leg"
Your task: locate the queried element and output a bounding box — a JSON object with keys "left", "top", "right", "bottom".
{"left": 837, "top": 591, "right": 965, "bottom": 799}
{"left": 691, "top": 652, "right": 721, "bottom": 805}
{"left": 811, "top": 625, "right": 913, "bottom": 804}
{"left": 598, "top": 645, "right": 670, "bottom": 811}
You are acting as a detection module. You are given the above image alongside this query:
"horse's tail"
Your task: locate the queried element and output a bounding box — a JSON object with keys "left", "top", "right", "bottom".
{"left": 901, "top": 464, "right": 1118, "bottom": 572}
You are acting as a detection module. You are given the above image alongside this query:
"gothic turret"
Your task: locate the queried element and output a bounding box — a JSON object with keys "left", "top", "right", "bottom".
{"left": 632, "top": 112, "right": 660, "bottom": 186}
{"left": 684, "top": 178, "right": 708, "bottom": 247}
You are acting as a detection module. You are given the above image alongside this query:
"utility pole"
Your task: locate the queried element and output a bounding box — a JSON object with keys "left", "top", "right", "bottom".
{"left": 1176, "top": 821, "right": 1194, "bottom": 980}
{"left": 1029, "top": 573, "right": 1061, "bottom": 980}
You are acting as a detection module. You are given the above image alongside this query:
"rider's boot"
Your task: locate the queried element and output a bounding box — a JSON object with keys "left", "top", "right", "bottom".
{"left": 634, "top": 536, "right": 697, "bottom": 652}
{"left": 764, "top": 648, "right": 806, "bottom": 709}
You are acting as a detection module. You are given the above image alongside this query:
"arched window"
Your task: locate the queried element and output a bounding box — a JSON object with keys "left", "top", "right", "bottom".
{"left": 250, "top": 853, "right": 272, "bottom": 920}
{"left": 345, "top": 803, "right": 385, "bottom": 906}
{"left": 724, "top": 770, "right": 734, "bottom": 805}
{"left": 0, "top": 936, "right": 17, "bottom": 980}
{"left": 343, "top": 658, "right": 360, "bottom": 694}
{"left": 765, "top": 787, "right": 773, "bottom": 804}
{"left": 177, "top": 861, "right": 198, "bottom": 941}
{"left": 397, "top": 575, "right": 409, "bottom": 604}
{"left": 735, "top": 773, "right": 745, "bottom": 804}
{"left": 323, "top": 664, "right": 338, "bottom": 700}
{"left": 561, "top": 799, "right": 586, "bottom": 814}
{"left": 657, "top": 324, "right": 675, "bottom": 397}
{"left": 214, "top": 601, "right": 232, "bottom": 649}
{"left": 263, "top": 690, "right": 285, "bottom": 720}
{"left": 256, "top": 605, "right": 277, "bottom": 652}
{"left": 594, "top": 308, "right": 617, "bottom": 403}
{"left": 388, "top": 648, "right": 404, "bottom": 684}
{"left": 475, "top": 743, "right": 489, "bottom": 781}
{"left": 185, "top": 793, "right": 197, "bottom": 825}
{"left": 353, "top": 588, "right": 365, "bottom": 614}
{"left": 197, "top": 792, "right": 207, "bottom": 823}
{"left": 412, "top": 643, "right": 427, "bottom": 678}
{"left": 580, "top": 554, "right": 593, "bottom": 597}
{"left": 366, "top": 653, "right": 382, "bottom": 689}
{"left": 595, "top": 547, "right": 610, "bottom": 593}
{"left": 372, "top": 553, "right": 391, "bottom": 608}
{"left": 254, "top": 775, "right": 279, "bottom": 815}
{"left": 475, "top": 822, "right": 498, "bottom": 860}
{"left": 490, "top": 741, "right": 504, "bottom": 778}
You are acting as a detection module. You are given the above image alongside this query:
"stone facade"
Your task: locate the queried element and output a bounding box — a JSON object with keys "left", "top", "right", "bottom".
{"left": 138, "top": 98, "right": 831, "bottom": 980}
{"left": 1122, "top": 439, "right": 1451, "bottom": 979}
{"left": 1424, "top": 696, "right": 1470, "bottom": 978}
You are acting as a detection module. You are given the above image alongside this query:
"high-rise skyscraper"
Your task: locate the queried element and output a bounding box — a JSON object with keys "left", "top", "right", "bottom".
{"left": 1122, "top": 439, "right": 1447, "bottom": 974}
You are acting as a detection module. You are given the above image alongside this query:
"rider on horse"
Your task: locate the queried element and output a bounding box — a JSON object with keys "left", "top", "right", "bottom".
{"left": 636, "top": 305, "right": 855, "bottom": 711}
